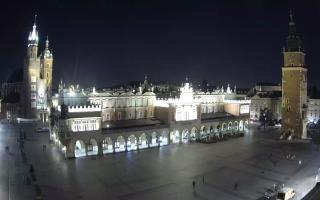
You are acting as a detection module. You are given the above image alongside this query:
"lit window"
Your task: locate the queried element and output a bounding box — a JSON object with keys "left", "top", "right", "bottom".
{"left": 31, "top": 76, "right": 36, "bottom": 83}
{"left": 31, "top": 85, "right": 36, "bottom": 91}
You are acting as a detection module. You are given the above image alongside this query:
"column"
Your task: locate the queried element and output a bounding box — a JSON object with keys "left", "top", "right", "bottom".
{"left": 97, "top": 141, "right": 103, "bottom": 156}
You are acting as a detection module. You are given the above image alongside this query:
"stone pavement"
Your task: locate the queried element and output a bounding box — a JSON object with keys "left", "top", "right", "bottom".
{"left": 1, "top": 122, "right": 320, "bottom": 200}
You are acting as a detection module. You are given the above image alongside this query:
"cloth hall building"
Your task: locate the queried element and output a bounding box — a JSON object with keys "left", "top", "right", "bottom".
{"left": 50, "top": 80, "right": 250, "bottom": 158}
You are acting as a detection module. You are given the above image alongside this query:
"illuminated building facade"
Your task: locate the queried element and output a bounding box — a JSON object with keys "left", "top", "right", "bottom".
{"left": 249, "top": 83, "right": 282, "bottom": 121}
{"left": 50, "top": 79, "right": 250, "bottom": 158}
{"left": 23, "top": 16, "right": 53, "bottom": 121}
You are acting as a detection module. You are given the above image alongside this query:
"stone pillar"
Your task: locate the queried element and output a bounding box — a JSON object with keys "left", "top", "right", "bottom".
{"left": 85, "top": 144, "right": 88, "bottom": 156}
{"left": 66, "top": 143, "right": 75, "bottom": 158}
{"left": 97, "top": 141, "right": 103, "bottom": 156}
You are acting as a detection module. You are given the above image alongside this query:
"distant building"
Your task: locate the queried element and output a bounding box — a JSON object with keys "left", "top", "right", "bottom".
{"left": 1, "top": 68, "right": 24, "bottom": 120}
{"left": 307, "top": 99, "right": 320, "bottom": 123}
{"left": 249, "top": 82, "right": 282, "bottom": 121}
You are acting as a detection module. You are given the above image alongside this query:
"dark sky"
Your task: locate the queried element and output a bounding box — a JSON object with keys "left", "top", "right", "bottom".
{"left": 0, "top": 0, "right": 319, "bottom": 89}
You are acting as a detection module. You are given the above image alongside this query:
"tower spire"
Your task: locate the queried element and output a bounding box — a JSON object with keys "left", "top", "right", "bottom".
{"left": 43, "top": 35, "right": 52, "bottom": 58}
{"left": 284, "top": 10, "right": 302, "bottom": 52}
{"left": 28, "top": 14, "right": 39, "bottom": 45}
{"left": 45, "top": 35, "right": 49, "bottom": 49}
{"left": 34, "top": 13, "right": 37, "bottom": 26}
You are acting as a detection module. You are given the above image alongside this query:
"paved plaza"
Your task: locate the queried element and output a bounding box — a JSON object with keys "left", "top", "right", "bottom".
{"left": 1, "top": 122, "right": 320, "bottom": 200}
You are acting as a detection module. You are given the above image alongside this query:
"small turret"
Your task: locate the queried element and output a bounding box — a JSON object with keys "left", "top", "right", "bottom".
{"left": 43, "top": 36, "right": 53, "bottom": 59}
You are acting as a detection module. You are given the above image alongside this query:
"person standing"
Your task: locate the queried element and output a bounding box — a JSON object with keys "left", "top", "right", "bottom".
{"left": 192, "top": 180, "right": 196, "bottom": 189}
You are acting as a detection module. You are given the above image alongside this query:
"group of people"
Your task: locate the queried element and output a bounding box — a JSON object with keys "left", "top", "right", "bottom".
{"left": 192, "top": 176, "right": 239, "bottom": 191}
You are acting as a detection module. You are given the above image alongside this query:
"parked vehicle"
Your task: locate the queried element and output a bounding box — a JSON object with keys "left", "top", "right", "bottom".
{"left": 36, "top": 127, "right": 49, "bottom": 133}
{"left": 277, "top": 187, "right": 295, "bottom": 200}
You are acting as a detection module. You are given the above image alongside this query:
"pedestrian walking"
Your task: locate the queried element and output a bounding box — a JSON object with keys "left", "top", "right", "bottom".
{"left": 29, "top": 164, "right": 34, "bottom": 173}
{"left": 202, "top": 176, "right": 205, "bottom": 184}
{"left": 192, "top": 180, "right": 196, "bottom": 189}
{"left": 234, "top": 183, "right": 238, "bottom": 190}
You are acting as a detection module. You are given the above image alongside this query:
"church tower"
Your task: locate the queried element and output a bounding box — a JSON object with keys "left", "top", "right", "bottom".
{"left": 24, "top": 15, "right": 41, "bottom": 118}
{"left": 41, "top": 36, "right": 53, "bottom": 103}
{"left": 281, "top": 11, "right": 308, "bottom": 139}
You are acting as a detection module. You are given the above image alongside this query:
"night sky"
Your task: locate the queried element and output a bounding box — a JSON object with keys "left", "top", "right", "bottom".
{"left": 0, "top": 0, "right": 319, "bottom": 89}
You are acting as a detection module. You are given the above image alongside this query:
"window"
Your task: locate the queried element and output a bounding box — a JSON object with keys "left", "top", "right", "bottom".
{"left": 287, "top": 106, "right": 291, "bottom": 112}
{"left": 31, "top": 101, "right": 36, "bottom": 108}
{"left": 46, "top": 73, "right": 49, "bottom": 78}
{"left": 31, "top": 76, "right": 36, "bottom": 83}
{"left": 31, "top": 84, "right": 36, "bottom": 91}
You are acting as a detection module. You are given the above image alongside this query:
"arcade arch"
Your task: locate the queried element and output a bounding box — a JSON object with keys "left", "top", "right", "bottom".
{"left": 102, "top": 137, "right": 113, "bottom": 154}
{"left": 127, "top": 134, "right": 137, "bottom": 151}
{"left": 139, "top": 133, "right": 148, "bottom": 149}
{"left": 74, "top": 140, "right": 86, "bottom": 157}
{"left": 115, "top": 136, "right": 126, "bottom": 152}
{"left": 149, "top": 132, "right": 158, "bottom": 147}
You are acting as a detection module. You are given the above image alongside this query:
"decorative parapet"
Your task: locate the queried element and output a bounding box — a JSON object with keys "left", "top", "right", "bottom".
{"left": 57, "top": 104, "right": 102, "bottom": 113}
{"left": 224, "top": 100, "right": 251, "bottom": 104}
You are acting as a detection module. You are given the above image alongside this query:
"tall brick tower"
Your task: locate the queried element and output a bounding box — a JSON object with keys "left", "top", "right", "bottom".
{"left": 24, "top": 15, "right": 40, "bottom": 118}
{"left": 281, "top": 11, "right": 308, "bottom": 139}
{"left": 41, "top": 36, "right": 53, "bottom": 104}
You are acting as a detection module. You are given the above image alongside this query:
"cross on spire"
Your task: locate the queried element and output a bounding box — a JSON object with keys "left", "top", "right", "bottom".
{"left": 34, "top": 13, "right": 37, "bottom": 26}
{"left": 289, "top": 9, "right": 293, "bottom": 22}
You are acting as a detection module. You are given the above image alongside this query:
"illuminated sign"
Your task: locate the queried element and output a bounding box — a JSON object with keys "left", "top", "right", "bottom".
{"left": 240, "top": 104, "right": 249, "bottom": 114}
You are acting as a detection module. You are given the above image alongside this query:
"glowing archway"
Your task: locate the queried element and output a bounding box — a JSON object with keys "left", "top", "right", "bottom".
{"left": 222, "top": 123, "right": 227, "bottom": 131}
{"left": 182, "top": 129, "right": 190, "bottom": 143}
{"left": 127, "top": 135, "right": 137, "bottom": 151}
{"left": 149, "top": 132, "right": 158, "bottom": 147}
{"left": 190, "top": 127, "right": 197, "bottom": 141}
{"left": 139, "top": 133, "right": 148, "bottom": 149}
{"left": 200, "top": 126, "right": 206, "bottom": 139}
{"left": 171, "top": 130, "right": 180, "bottom": 144}
{"left": 74, "top": 140, "right": 86, "bottom": 157}
{"left": 234, "top": 121, "right": 239, "bottom": 131}
{"left": 102, "top": 137, "right": 113, "bottom": 154}
{"left": 228, "top": 122, "right": 233, "bottom": 131}
{"left": 87, "top": 139, "right": 98, "bottom": 156}
{"left": 159, "top": 131, "right": 168, "bottom": 146}
{"left": 239, "top": 120, "right": 244, "bottom": 131}
{"left": 115, "top": 136, "right": 126, "bottom": 152}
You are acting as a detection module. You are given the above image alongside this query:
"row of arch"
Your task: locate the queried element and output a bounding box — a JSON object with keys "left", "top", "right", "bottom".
{"left": 74, "top": 132, "right": 169, "bottom": 157}
{"left": 73, "top": 119, "right": 249, "bottom": 157}
{"left": 199, "top": 120, "right": 248, "bottom": 138}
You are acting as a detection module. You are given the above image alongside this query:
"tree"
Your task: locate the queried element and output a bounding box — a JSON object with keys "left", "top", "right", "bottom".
{"left": 259, "top": 108, "right": 275, "bottom": 128}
